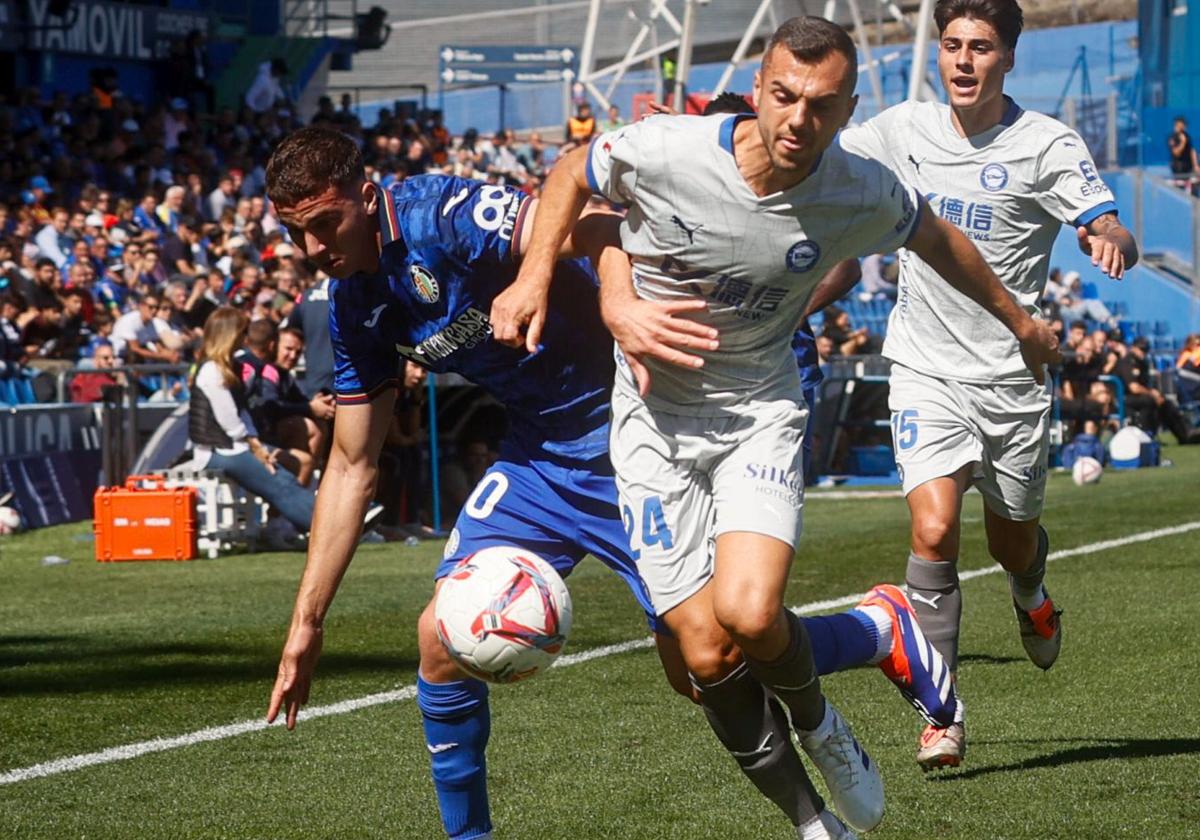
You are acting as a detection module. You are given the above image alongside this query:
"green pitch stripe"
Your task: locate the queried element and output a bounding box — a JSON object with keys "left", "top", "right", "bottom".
{"left": 2, "top": 520, "right": 1197, "bottom": 786}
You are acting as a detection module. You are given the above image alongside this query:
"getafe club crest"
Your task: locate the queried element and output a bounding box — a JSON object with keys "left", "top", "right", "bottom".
{"left": 980, "top": 163, "right": 1009, "bottom": 192}
{"left": 410, "top": 264, "right": 440, "bottom": 303}
{"left": 443, "top": 527, "right": 460, "bottom": 559}
{"left": 786, "top": 240, "right": 821, "bottom": 273}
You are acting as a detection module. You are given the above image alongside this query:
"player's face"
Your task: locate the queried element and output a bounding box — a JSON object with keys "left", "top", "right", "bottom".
{"left": 938, "top": 17, "right": 1013, "bottom": 115}
{"left": 753, "top": 46, "right": 857, "bottom": 180}
{"left": 276, "top": 182, "right": 379, "bottom": 279}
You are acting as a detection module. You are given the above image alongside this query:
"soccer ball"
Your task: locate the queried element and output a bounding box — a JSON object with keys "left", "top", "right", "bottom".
{"left": 1071, "top": 456, "right": 1103, "bottom": 486}
{"left": 0, "top": 506, "right": 22, "bottom": 535}
{"left": 435, "top": 546, "right": 573, "bottom": 683}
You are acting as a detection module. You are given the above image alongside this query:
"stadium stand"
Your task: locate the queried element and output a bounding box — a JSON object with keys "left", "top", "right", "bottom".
{"left": 1, "top": 6, "right": 1197, "bottom": 534}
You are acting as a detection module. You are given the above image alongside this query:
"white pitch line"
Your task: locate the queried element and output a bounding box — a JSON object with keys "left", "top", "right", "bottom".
{"left": 3, "top": 520, "right": 1197, "bottom": 787}
{"left": 807, "top": 490, "right": 904, "bottom": 500}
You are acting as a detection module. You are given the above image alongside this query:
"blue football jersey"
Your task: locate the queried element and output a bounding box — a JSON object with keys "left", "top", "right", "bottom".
{"left": 792, "top": 317, "right": 823, "bottom": 393}
{"left": 330, "top": 175, "right": 616, "bottom": 461}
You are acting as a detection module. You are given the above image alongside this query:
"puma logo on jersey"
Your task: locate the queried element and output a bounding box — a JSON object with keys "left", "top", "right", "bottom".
{"left": 363, "top": 304, "right": 387, "bottom": 328}
{"left": 670, "top": 215, "right": 703, "bottom": 244}
{"left": 908, "top": 154, "right": 925, "bottom": 172}
{"left": 910, "top": 592, "right": 944, "bottom": 610}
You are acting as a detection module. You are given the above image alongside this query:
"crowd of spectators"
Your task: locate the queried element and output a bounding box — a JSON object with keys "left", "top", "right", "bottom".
{"left": 1, "top": 64, "right": 1197, "bottom": 536}
{"left": 0, "top": 62, "right": 570, "bottom": 534}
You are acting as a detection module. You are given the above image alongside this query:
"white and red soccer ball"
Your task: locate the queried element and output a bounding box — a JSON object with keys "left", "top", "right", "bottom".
{"left": 0, "top": 505, "right": 22, "bottom": 535}
{"left": 435, "top": 546, "right": 573, "bottom": 684}
{"left": 1071, "top": 456, "right": 1103, "bottom": 486}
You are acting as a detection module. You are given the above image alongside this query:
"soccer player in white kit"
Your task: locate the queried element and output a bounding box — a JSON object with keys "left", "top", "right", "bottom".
{"left": 495, "top": 17, "right": 1058, "bottom": 839}
{"left": 838, "top": 0, "right": 1139, "bottom": 771}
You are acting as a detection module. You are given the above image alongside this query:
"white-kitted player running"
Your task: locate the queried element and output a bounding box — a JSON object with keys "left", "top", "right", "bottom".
{"left": 839, "top": 0, "right": 1138, "bottom": 771}
{"left": 493, "top": 16, "right": 1059, "bottom": 839}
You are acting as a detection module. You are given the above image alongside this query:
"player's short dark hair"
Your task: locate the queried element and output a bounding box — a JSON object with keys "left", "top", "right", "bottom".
{"left": 766, "top": 17, "right": 857, "bottom": 69}
{"left": 934, "top": 0, "right": 1023, "bottom": 49}
{"left": 265, "top": 126, "right": 364, "bottom": 209}
{"left": 35, "top": 257, "right": 56, "bottom": 270}
{"left": 1175, "top": 115, "right": 1188, "bottom": 125}
{"left": 1069, "top": 320, "right": 1088, "bottom": 332}
{"left": 703, "top": 92, "right": 755, "bottom": 117}
{"left": 246, "top": 319, "right": 278, "bottom": 352}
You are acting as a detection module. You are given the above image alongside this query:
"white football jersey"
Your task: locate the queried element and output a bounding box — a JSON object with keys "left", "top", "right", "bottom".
{"left": 587, "top": 113, "right": 920, "bottom": 416}
{"left": 840, "top": 97, "right": 1118, "bottom": 384}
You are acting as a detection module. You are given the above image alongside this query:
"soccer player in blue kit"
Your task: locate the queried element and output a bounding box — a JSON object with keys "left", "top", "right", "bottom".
{"left": 264, "top": 127, "right": 954, "bottom": 840}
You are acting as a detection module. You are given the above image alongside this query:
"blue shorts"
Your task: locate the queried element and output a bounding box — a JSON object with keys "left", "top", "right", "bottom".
{"left": 436, "top": 450, "right": 663, "bottom": 633}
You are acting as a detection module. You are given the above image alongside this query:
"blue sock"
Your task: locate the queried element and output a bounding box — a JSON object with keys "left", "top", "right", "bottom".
{"left": 417, "top": 675, "right": 492, "bottom": 839}
{"left": 801, "top": 611, "right": 880, "bottom": 675}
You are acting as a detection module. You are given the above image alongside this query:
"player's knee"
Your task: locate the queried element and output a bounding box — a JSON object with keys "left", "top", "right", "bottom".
{"left": 682, "top": 640, "right": 740, "bottom": 684}
{"left": 712, "top": 595, "right": 779, "bottom": 648}
{"left": 418, "top": 598, "right": 461, "bottom": 682}
{"left": 911, "top": 511, "right": 959, "bottom": 559}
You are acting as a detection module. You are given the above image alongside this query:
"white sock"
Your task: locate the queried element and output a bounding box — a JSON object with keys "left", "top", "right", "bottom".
{"left": 798, "top": 811, "right": 845, "bottom": 840}
{"left": 1012, "top": 585, "right": 1047, "bottom": 613}
{"left": 858, "top": 604, "right": 893, "bottom": 665}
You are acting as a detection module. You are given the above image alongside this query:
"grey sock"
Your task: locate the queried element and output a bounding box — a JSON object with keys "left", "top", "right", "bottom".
{"left": 905, "top": 553, "right": 963, "bottom": 671}
{"left": 1009, "top": 525, "right": 1049, "bottom": 602}
{"left": 745, "top": 610, "right": 825, "bottom": 732}
{"left": 695, "top": 661, "right": 824, "bottom": 828}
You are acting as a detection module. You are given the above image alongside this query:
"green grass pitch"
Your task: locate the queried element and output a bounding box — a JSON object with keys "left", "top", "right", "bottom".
{"left": 2, "top": 449, "right": 1198, "bottom": 838}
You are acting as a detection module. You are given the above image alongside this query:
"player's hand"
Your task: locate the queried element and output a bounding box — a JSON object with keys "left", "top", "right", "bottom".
{"left": 490, "top": 278, "right": 548, "bottom": 354}
{"left": 1017, "top": 319, "right": 1062, "bottom": 386}
{"left": 1076, "top": 226, "right": 1126, "bottom": 280}
{"left": 603, "top": 297, "right": 718, "bottom": 397}
{"left": 645, "top": 100, "right": 677, "bottom": 116}
{"left": 267, "top": 621, "right": 324, "bottom": 730}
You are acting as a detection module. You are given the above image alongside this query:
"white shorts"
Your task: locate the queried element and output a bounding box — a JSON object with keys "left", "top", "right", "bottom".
{"left": 609, "top": 387, "right": 808, "bottom": 616}
{"left": 888, "top": 363, "right": 1051, "bottom": 521}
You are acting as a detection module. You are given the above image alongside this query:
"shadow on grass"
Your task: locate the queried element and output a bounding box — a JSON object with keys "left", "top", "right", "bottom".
{"left": 929, "top": 737, "right": 1200, "bottom": 781}
{"left": 957, "top": 653, "right": 1024, "bottom": 666}
{"left": 0, "top": 639, "right": 417, "bottom": 696}
{"left": 0, "top": 635, "right": 70, "bottom": 647}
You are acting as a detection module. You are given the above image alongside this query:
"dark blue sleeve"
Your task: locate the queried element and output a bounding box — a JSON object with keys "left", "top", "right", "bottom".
{"left": 329, "top": 278, "right": 400, "bottom": 405}
{"left": 395, "top": 176, "right": 531, "bottom": 267}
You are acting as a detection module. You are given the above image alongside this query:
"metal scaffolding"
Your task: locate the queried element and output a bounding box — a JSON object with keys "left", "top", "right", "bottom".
{"left": 575, "top": 0, "right": 941, "bottom": 113}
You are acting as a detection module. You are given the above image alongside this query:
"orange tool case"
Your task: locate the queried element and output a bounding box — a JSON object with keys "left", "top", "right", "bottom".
{"left": 94, "top": 475, "right": 198, "bottom": 561}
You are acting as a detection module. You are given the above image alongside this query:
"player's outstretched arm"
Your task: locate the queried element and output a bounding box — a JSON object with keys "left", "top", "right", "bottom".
{"left": 267, "top": 392, "right": 396, "bottom": 730}
{"left": 907, "top": 205, "right": 1061, "bottom": 384}
{"left": 491, "top": 146, "right": 593, "bottom": 352}
{"left": 802, "top": 259, "right": 862, "bottom": 321}
{"left": 596, "top": 246, "right": 718, "bottom": 397}
{"left": 1076, "top": 213, "right": 1138, "bottom": 280}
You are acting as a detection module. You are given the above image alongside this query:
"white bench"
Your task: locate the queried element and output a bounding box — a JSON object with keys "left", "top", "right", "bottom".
{"left": 154, "top": 468, "right": 266, "bottom": 559}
